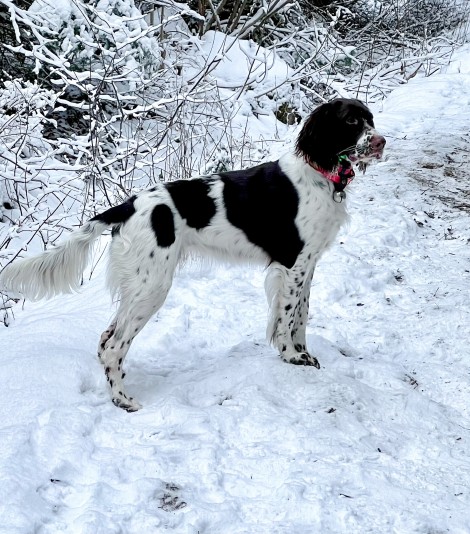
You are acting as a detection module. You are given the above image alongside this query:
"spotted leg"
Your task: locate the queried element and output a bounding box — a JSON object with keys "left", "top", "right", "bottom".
{"left": 98, "top": 228, "right": 180, "bottom": 410}
{"left": 265, "top": 259, "right": 320, "bottom": 368}
{"left": 98, "top": 322, "right": 116, "bottom": 359}
{"left": 98, "top": 280, "right": 174, "bottom": 411}
{"left": 292, "top": 266, "right": 315, "bottom": 354}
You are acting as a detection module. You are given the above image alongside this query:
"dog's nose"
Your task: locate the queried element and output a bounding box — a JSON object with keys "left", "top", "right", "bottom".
{"left": 371, "top": 134, "right": 386, "bottom": 151}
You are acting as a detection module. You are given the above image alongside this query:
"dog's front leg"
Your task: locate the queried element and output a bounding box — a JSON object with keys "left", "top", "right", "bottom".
{"left": 265, "top": 262, "right": 320, "bottom": 368}
{"left": 291, "top": 266, "right": 314, "bottom": 354}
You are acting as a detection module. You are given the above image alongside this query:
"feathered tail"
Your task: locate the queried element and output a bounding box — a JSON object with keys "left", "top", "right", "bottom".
{"left": 0, "top": 220, "right": 108, "bottom": 301}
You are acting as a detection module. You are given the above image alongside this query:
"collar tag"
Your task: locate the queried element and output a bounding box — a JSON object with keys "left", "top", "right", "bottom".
{"left": 333, "top": 190, "right": 346, "bottom": 203}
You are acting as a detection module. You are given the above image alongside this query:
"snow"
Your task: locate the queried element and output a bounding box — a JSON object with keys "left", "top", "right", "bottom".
{"left": 199, "top": 31, "right": 292, "bottom": 90}
{"left": 1, "top": 47, "right": 470, "bottom": 534}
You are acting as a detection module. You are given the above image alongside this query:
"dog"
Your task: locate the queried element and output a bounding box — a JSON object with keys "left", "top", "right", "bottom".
{"left": 0, "top": 98, "right": 385, "bottom": 411}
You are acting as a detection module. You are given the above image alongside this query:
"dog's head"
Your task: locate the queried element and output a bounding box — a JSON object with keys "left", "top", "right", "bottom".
{"left": 295, "top": 98, "right": 385, "bottom": 172}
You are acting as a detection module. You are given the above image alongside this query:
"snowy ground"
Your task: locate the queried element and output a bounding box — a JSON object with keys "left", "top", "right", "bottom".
{"left": 1, "top": 46, "right": 470, "bottom": 534}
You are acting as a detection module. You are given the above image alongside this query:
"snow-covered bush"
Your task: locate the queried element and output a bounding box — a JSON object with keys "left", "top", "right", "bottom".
{"left": 331, "top": 0, "right": 470, "bottom": 100}
{"left": 0, "top": 81, "right": 87, "bottom": 251}
{"left": 0, "top": 80, "right": 88, "bottom": 323}
{"left": 0, "top": 0, "right": 37, "bottom": 85}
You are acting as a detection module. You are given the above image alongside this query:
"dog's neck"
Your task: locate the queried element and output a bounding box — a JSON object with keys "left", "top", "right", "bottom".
{"left": 309, "top": 156, "right": 355, "bottom": 203}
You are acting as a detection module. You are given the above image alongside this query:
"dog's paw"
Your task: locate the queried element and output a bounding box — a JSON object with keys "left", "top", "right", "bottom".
{"left": 283, "top": 352, "right": 320, "bottom": 369}
{"left": 112, "top": 394, "right": 142, "bottom": 412}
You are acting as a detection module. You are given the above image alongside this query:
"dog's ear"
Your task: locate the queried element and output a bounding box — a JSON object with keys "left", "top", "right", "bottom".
{"left": 295, "top": 101, "right": 339, "bottom": 171}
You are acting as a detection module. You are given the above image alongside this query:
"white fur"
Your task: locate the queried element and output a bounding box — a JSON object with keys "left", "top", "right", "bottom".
{"left": 0, "top": 221, "right": 107, "bottom": 300}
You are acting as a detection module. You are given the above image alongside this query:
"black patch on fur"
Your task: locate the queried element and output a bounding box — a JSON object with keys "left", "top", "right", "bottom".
{"left": 151, "top": 204, "right": 175, "bottom": 247}
{"left": 296, "top": 98, "right": 374, "bottom": 171}
{"left": 92, "top": 195, "right": 137, "bottom": 226}
{"left": 166, "top": 179, "right": 216, "bottom": 229}
{"left": 220, "top": 161, "right": 303, "bottom": 268}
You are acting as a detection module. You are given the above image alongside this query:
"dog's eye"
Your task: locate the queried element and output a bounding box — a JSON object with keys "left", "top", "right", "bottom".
{"left": 346, "top": 117, "right": 359, "bottom": 126}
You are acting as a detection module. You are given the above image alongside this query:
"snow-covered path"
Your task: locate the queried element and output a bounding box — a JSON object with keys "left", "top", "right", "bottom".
{"left": 1, "top": 49, "right": 470, "bottom": 534}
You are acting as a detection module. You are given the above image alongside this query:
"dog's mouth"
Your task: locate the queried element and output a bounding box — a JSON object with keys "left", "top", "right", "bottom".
{"left": 349, "top": 149, "right": 383, "bottom": 163}
{"left": 349, "top": 151, "right": 383, "bottom": 174}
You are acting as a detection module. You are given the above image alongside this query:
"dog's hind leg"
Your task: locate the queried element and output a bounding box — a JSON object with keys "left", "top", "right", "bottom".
{"left": 265, "top": 260, "right": 320, "bottom": 368}
{"left": 98, "top": 272, "right": 175, "bottom": 411}
{"left": 99, "top": 308, "right": 152, "bottom": 412}
{"left": 99, "top": 226, "right": 181, "bottom": 410}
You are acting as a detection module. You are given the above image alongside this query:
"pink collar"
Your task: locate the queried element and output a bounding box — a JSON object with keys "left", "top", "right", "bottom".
{"left": 311, "top": 158, "right": 355, "bottom": 203}
{"left": 312, "top": 161, "right": 355, "bottom": 186}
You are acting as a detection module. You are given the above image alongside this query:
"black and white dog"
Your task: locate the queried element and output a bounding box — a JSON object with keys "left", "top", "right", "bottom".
{"left": 0, "top": 98, "right": 385, "bottom": 411}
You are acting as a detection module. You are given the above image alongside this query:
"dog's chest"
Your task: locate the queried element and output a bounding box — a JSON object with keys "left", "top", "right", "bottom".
{"left": 295, "top": 175, "right": 348, "bottom": 256}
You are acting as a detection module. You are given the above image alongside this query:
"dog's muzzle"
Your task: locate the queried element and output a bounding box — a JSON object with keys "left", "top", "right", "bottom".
{"left": 351, "top": 129, "right": 386, "bottom": 163}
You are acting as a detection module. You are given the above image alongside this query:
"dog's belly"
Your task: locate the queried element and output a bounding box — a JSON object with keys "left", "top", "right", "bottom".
{"left": 182, "top": 218, "right": 270, "bottom": 264}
